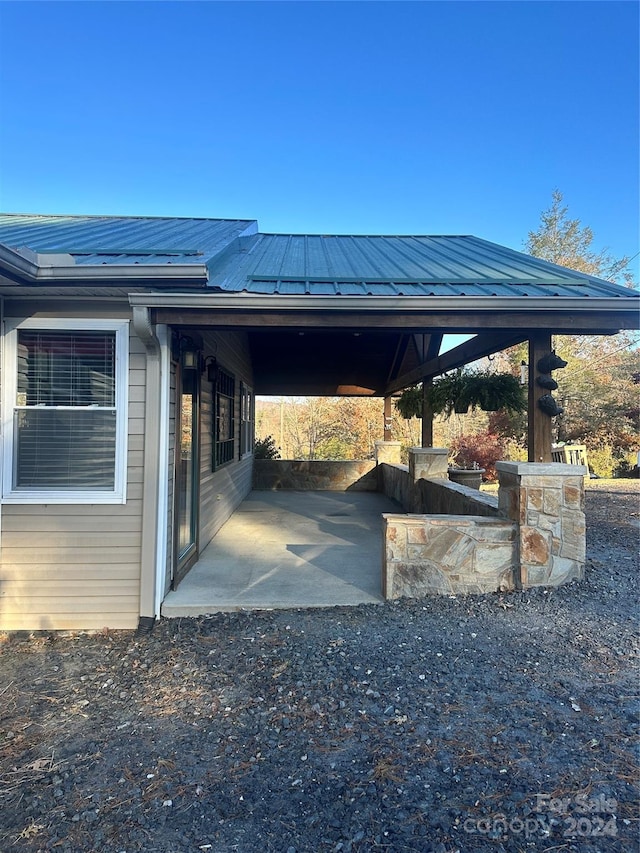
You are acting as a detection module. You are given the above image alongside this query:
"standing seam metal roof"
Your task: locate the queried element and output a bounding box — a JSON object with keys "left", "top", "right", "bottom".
{"left": 208, "top": 233, "right": 635, "bottom": 298}
{"left": 0, "top": 215, "right": 635, "bottom": 299}
{"left": 0, "top": 214, "right": 258, "bottom": 265}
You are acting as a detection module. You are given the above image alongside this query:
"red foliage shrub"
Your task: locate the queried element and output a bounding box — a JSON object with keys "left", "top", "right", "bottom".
{"left": 449, "top": 431, "right": 505, "bottom": 482}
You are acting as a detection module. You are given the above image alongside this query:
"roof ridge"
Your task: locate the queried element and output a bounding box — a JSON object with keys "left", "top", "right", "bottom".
{"left": 258, "top": 232, "right": 474, "bottom": 238}
{"left": 0, "top": 212, "right": 257, "bottom": 224}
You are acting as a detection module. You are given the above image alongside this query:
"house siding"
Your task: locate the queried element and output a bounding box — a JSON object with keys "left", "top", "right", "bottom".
{"left": 0, "top": 307, "right": 144, "bottom": 631}
{"left": 198, "top": 330, "right": 254, "bottom": 554}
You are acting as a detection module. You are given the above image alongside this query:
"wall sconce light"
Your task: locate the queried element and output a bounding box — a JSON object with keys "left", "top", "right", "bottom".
{"left": 205, "top": 356, "right": 218, "bottom": 383}
{"left": 181, "top": 348, "right": 199, "bottom": 371}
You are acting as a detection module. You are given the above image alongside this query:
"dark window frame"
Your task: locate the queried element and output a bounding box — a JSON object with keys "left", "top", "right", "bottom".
{"left": 212, "top": 366, "right": 235, "bottom": 469}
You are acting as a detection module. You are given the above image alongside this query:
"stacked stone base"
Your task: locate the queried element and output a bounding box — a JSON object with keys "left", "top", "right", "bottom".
{"left": 383, "top": 514, "right": 516, "bottom": 597}
{"left": 381, "top": 452, "right": 587, "bottom": 599}
{"left": 496, "top": 462, "right": 586, "bottom": 587}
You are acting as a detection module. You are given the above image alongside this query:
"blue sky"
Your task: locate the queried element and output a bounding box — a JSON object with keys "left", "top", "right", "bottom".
{"left": 0, "top": 1, "right": 638, "bottom": 274}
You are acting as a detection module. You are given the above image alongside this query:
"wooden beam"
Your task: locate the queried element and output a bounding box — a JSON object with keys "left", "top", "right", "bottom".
{"left": 386, "top": 334, "right": 410, "bottom": 383}
{"left": 386, "top": 332, "right": 529, "bottom": 394}
{"left": 425, "top": 333, "right": 444, "bottom": 360}
{"left": 152, "top": 308, "right": 637, "bottom": 333}
{"left": 384, "top": 396, "right": 393, "bottom": 440}
{"left": 421, "top": 379, "right": 434, "bottom": 447}
{"left": 528, "top": 334, "right": 553, "bottom": 463}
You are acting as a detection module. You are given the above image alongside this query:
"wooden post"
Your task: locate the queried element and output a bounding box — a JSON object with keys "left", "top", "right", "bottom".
{"left": 528, "top": 334, "right": 553, "bottom": 462}
{"left": 421, "top": 379, "right": 433, "bottom": 447}
{"left": 383, "top": 396, "right": 393, "bottom": 440}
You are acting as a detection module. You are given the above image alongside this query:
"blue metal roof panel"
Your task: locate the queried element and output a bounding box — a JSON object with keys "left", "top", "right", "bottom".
{"left": 0, "top": 215, "right": 635, "bottom": 300}
{"left": 207, "top": 233, "right": 635, "bottom": 298}
{"left": 71, "top": 252, "right": 205, "bottom": 266}
{"left": 0, "top": 214, "right": 257, "bottom": 266}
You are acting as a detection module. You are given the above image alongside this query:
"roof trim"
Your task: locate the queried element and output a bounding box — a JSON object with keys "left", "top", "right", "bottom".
{"left": 0, "top": 244, "right": 208, "bottom": 285}
{"left": 128, "top": 291, "right": 640, "bottom": 315}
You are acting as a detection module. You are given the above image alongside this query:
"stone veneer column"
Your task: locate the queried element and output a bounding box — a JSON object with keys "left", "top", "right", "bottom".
{"left": 408, "top": 447, "right": 449, "bottom": 481}
{"left": 496, "top": 461, "right": 587, "bottom": 588}
{"left": 375, "top": 440, "right": 402, "bottom": 465}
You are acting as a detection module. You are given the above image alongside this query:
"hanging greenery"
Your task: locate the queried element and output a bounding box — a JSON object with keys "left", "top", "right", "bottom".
{"left": 395, "top": 370, "right": 526, "bottom": 419}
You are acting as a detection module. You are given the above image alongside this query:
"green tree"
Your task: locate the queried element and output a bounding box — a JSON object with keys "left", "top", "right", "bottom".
{"left": 525, "top": 189, "right": 633, "bottom": 285}
{"left": 521, "top": 191, "right": 639, "bottom": 474}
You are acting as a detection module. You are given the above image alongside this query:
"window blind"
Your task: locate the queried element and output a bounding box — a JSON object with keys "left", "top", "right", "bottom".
{"left": 15, "top": 330, "right": 117, "bottom": 490}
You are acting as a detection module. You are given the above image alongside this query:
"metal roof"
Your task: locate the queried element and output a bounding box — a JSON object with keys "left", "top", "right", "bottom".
{"left": 208, "top": 233, "right": 635, "bottom": 298}
{"left": 0, "top": 214, "right": 635, "bottom": 301}
{"left": 0, "top": 214, "right": 258, "bottom": 266}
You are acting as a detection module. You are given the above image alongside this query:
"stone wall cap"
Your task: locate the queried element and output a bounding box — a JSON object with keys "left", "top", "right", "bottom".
{"left": 383, "top": 513, "right": 513, "bottom": 525}
{"left": 495, "top": 461, "right": 588, "bottom": 476}
{"left": 375, "top": 440, "right": 402, "bottom": 446}
{"left": 408, "top": 446, "right": 449, "bottom": 455}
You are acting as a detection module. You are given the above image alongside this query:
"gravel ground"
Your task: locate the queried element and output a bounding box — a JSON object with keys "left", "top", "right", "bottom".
{"left": 1, "top": 480, "right": 638, "bottom": 853}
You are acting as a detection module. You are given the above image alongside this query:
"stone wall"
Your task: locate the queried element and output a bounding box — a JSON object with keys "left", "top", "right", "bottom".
{"left": 253, "top": 459, "right": 378, "bottom": 492}
{"left": 254, "top": 453, "right": 588, "bottom": 598}
{"left": 379, "top": 461, "right": 500, "bottom": 517}
{"left": 496, "top": 462, "right": 587, "bottom": 587}
{"left": 382, "top": 514, "right": 516, "bottom": 597}
{"left": 380, "top": 454, "right": 587, "bottom": 599}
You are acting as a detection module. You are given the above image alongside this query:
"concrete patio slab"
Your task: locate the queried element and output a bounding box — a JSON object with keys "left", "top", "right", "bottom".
{"left": 161, "top": 490, "right": 401, "bottom": 615}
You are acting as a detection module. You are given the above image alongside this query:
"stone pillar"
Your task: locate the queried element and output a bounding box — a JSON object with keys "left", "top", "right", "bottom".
{"left": 375, "top": 440, "right": 402, "bottom": 465}
{"left": 496, "top": 461, "right": 587, "bottom": 588}
{"left": 408, "top": 447, "right": 448, "bottom": 482}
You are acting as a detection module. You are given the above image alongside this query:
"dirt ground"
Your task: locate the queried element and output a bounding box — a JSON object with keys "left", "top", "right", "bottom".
{"left": 1, "top": 480, "right": 638, "bottom": 853}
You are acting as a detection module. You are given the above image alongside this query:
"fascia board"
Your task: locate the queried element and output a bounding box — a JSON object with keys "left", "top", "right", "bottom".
{"left": 35, "top": 264, "right": 208, "bottom": 282}
{"left": 0, "top": 244, "right": 41, "bottom": 278}
{"left": 0, "top": 247, "right": 209, "bottom": 285}
{"left": 128, "top": 292, "right": 640, "bottom": 314}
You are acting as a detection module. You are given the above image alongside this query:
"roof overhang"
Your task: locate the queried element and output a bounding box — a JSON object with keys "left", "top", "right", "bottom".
{"left": 129, "top": 291, "right": 640, "bottom": 337}
{"left": 0, "top": 244, "right": 209, "bottom": 287}
{"left": 129, "top": 291, "right": 639, "bottom": 315}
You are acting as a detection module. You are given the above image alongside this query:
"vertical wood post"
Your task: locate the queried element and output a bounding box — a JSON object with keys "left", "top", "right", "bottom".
{"left": 421, "top": 379, "right": 433, "bottom": 447}
{"left": 528, "top": 334, "right": 553, "bottom": 462}
{"left": 383, "top": 396, "right": 393, "bottom": 440}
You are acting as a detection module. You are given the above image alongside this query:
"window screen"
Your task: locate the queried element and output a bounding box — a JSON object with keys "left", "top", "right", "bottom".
{"left": 213, "top": 367, "right": 235, "bottom": 469}
{"left": 14, "top": 330, "right": 117, "bottom": 489}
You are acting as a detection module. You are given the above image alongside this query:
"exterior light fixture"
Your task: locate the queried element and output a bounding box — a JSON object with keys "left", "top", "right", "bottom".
{"left": 179, "top": 334, "right": 203, "bottom": 372}
{"left": 181, "top": 348, "right": 199, "bottom": 370}
{"left": 520, "top": 360, "right": 528, "bottom": 386}
{"left": 205, "top": 357, "right": 218, "bottom": 382}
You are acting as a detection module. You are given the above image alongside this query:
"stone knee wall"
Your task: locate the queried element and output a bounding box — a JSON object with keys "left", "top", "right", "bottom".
{"left": 379, "top": 462, "right": 500, "bottom": 517}
{"left": 382, "top": 514, "right": 517, "bottom": 598}
{"left": 253, "top": 459, "right": 378, "bottom": 491}
{"left": 380, "top": 454, "right": 587, "bottom": 599}
{"left": 496, "top": 462, "right": 587, "bottom": 587}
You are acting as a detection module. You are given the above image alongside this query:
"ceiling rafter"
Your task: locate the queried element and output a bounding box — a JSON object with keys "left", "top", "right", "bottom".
{"left": 385, "top": 331, "right": 529, "bottom": 394}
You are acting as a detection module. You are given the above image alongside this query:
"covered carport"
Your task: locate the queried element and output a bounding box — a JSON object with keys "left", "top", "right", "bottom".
{"left": 135, "top": 231, "right": 638, "bottom": 462}
{"left": 132, "top": 233, "right": 639, "bottom": 613}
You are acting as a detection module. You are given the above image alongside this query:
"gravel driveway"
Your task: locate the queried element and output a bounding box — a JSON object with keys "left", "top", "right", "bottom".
{"left": 1, "top": 481, "right": 638, "bottom": 853}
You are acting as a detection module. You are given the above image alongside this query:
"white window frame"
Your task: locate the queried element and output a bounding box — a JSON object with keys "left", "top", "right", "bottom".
{"left": 2, "top": 317, "right": 129, "bottom": 504}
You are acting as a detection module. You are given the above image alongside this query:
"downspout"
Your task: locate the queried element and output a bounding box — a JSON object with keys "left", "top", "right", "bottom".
{"left": 132, "top": 305, "right": 162, "bottom": 632}
{"left": 154, "top": 324, "right": 170, "bottom": 619}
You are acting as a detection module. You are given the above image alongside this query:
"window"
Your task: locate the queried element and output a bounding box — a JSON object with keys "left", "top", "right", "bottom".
{"left": 213, "top": 367, "right": 235, "bottom": 469}
{"left": 240, "top": 382, "right": 254, "bottom": 458}
{"left": 2, "top": 319, "right": 129, "bottom": 503}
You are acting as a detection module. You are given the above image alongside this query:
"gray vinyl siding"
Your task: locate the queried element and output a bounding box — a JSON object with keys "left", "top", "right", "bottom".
{"left": 0, "top": 309, "right": 144, "bottom": 631}
{"left": 198, "top": 330, "right": 254, "bottom": 553}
